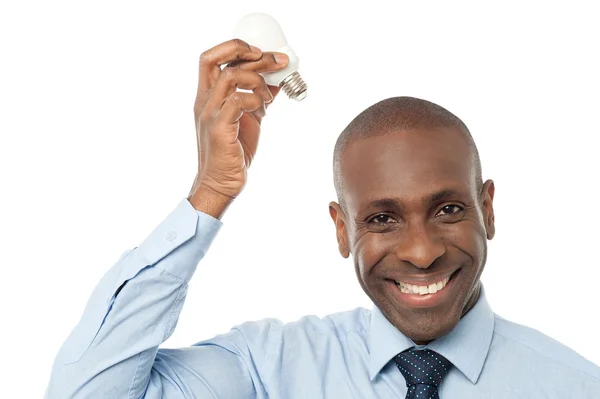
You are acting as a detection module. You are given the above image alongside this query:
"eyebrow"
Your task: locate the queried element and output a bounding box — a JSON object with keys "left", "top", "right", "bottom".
{"left": 366, "top": 189, "right": 467, "bottom": 211}
{"left": 429, "top": 189, "right": 464, "bottom": 203}
{"left": 368, "top": 198, "right": 403, "bottom": 211}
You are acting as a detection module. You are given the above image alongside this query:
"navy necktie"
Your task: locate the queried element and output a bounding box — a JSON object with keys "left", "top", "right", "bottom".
{"left": 394, "top": 349, "right": 452, "bottom": 399}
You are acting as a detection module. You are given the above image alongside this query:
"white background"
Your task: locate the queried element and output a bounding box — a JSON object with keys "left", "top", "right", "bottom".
{"left": 1, "top": 1, "right": 599, "bottom": 397}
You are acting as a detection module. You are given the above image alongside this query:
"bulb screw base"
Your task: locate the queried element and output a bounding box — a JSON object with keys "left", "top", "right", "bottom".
{"left": 279, "top": 71, "right": 307, "bottom": 101}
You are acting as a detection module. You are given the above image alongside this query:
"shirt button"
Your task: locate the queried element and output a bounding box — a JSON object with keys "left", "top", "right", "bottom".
{"left": 165, "top": 231, "right": 178, "bottom": 241}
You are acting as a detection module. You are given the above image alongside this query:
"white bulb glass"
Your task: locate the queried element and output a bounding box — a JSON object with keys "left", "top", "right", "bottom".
{"left": 233, "top": 13, "right": 307, "bottom": 101}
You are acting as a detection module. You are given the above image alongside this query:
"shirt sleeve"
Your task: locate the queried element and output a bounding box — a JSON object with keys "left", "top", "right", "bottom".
{"left": 44, "top": 198, "right": 275, "bottom": 399}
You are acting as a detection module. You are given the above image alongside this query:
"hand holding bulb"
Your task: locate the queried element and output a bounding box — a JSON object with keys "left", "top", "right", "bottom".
{"left": 187, "top": 14, "right": 303, "bottom": 218}
{"left": 187, "top": 39, "right": 290, "bottom": 218}
{"left": 233, "top": 13, "right": 307, "bottom": 101}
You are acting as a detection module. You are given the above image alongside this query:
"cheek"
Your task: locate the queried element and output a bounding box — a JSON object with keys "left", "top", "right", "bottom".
{"left": 472, "top": 233, "right": 487, "bottom": 268}
{"left": 353, "top": 234, "right": 388, "bottom": 278}
{"left": 443, "top": 221, "right": 487, "bottom": 266}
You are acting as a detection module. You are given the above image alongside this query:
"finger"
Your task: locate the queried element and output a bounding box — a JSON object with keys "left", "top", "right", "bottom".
{"left": 197, "top": 39, "right": 263, "bottom": 101}
{"left": 205, "top": 68, "right": 273, "bottom": 114}
{"left": 226, "top": 52, "right": 289, "bottom": 73}
{"left": 265, "top": 85, "right": 281, "bottom": 109}
{"left": 214, "top": 92, "right": 266, "bottom": 129}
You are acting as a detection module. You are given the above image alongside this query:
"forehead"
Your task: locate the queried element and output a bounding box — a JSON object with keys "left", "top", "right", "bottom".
{"left": 340, "top": 127, "right": 476, "bottom": 208}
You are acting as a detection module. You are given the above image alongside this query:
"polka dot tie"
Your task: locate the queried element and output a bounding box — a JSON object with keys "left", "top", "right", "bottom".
{"left": 394, "top": 349, "right": 452, "bottom": 399}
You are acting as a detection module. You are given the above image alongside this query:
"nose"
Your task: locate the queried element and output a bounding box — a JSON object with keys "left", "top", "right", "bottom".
{"left": 394, "top": 221, "right": 445, "bottom": 269}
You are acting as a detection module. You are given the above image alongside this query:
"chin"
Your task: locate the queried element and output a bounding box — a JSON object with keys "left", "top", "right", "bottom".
{"left": 378, "top": 297, "right": 463, "bottom": 343}
{"left": 408, "top": 320, "right": 457, "bottom": 343}
{"left": 400, "top": 311, "right": 459, "bottom": 343}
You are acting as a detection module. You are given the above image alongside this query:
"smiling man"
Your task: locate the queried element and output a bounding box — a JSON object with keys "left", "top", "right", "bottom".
{"left": 46, "top": 40, "right": 600, "bottom": 398}
{"left": 329, "top": 98, "right": 493, "bottom": 349}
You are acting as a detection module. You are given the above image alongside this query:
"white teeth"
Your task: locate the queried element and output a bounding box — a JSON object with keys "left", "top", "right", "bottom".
{"left": 428, "top": 283, "right": 438, "bottom": 294}
{"left": 395, "top": 275, "right": 451, "bottom": 296}
{"left": 400, "top": 283, "right": 411, "bottom": 294}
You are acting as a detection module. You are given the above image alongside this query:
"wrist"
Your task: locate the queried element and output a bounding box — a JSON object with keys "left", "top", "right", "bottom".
{"left": 187, "top": 183, "right": 235, "bottom": 220}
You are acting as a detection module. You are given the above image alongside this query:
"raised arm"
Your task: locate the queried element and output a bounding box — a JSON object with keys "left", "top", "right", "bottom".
{"left": 45, "top": 39, "right": 289, "bottom": 398}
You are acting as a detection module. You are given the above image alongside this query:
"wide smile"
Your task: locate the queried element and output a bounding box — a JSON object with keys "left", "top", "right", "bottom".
{"left": 387, "top": 270, "right": 460, "bottom": 309}
{"left": 395, "top": 275, "right": 451, "bottom": 295}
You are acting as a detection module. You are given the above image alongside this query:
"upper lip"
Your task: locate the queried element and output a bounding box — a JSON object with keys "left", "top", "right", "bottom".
{"left": 390, "top": 270, "right": 458, "bottom": 286}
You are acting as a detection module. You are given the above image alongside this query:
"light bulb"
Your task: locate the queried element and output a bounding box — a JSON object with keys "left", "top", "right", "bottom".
{"left": 233, "top": 13, "right": 307, "bottom": 101}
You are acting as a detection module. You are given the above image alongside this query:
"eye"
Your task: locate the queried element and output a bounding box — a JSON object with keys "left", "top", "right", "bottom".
{"left": 435, "top": 204, "right": 464, "bottom": 218}
{"left": 368, "top": 214, "right": 398, "bottom": 226}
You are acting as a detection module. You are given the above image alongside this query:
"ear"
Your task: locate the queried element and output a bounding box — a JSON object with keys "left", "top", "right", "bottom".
{"left": 329, "top": 201, "right": 350, "bottom": 258}
{"left": 480, "top": 179, "right": 495, "bottom": 240}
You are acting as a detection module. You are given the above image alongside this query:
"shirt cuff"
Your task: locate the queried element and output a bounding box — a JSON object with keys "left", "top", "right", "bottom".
{"left": 125, "top": 198, "right": 223, "bottom": 282}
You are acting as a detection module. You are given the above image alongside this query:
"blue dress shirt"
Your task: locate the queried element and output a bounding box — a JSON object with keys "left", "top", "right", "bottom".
{"left": 45, "top": 199, "right": 600, "bottom": 398}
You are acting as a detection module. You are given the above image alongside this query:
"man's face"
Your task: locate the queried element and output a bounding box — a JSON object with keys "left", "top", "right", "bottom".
{"left": 329, "top": 127, "right": 495, "bottom": 343}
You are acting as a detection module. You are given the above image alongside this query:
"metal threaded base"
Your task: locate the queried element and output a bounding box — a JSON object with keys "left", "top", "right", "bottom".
{"left": 279, "top": 71, "right": 307, "bottom": 101}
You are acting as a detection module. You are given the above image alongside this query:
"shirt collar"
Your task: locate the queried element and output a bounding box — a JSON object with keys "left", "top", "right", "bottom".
{"left": 367, "top": 284, "right": 495, "bottom": 384}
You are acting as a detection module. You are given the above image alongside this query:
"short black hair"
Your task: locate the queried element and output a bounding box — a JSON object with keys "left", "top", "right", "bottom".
{"left": 333, "top": 96, "right": 482, "bottom": 207}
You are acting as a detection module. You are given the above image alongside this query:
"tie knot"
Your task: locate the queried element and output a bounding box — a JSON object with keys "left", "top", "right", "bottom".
{"left": 394, "top": 349, "right": 452, "bottom": 388}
